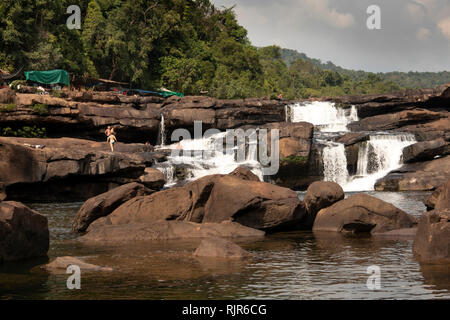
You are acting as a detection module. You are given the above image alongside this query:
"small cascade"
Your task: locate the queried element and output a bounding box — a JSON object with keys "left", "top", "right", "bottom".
{"left": 288, "top": 101, "right": 358, "bottom": 132}
{"left": 322, "top": 142, "right": 349, "bottom": 186}
{"left": 153, "top": 131, "right": 263, "bottom": 187}
{"left": 159, "top": 114, "right": 166, "bottom": 146}
{"left": 342, "top": 133, "right": 416, "bottom": 191}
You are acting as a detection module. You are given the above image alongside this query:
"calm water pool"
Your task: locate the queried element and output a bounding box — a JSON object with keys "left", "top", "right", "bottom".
{"left": 0, "top": 191, "right": 449, "bottom": 300}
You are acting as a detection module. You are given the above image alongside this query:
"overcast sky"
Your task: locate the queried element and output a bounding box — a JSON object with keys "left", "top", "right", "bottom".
{"left": 210, "top": 0, "right": 450, "bottom": 72}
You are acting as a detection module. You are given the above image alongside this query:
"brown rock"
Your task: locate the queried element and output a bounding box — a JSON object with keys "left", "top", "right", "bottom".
{"left": 413, "top": 209, "right": 450, "bottom": 264}
{"left": 0, "top": 201, "right": 49, "bottom": 262}
{"left": 138, "top": 168, "right": 166, "bottom": 190}
{"left": 44, "top": 256, "right": 113, "bottom": 273}
{"left": 424, "top": 184, "right": 444, "bottom": 211}
{"left": 193, "top": 237, "right": 252, "bottom": 259}
{"left": 0, "top": 87, "right": 16, "bottom": 104}
{"left": 402, "top": 139, "right": 450, "bottom": 163}
{"left": 90, "top": 174, "right": 302, "bottom": 232}
{"left": 0, "top": 137, "right": 164, "bottom": 202}
{"left": 0, "top": 182, "right": 5, "bottom": 201}
{"left": 312, "top": 194, "right": 417, "bottom": 234}
{"left": 81, "top": 220, "right": 265, "bottom": 242}
{"left": 348, "top": 109, "right": 447, "bottom": 132}
{"left": 375, "top": 155, "right": 450, "bottom": 191}
{"left": 72, "top": 182, "right": 154, "bottom": 233}
{"left": 229, "top": 166, "right": 260, "bottom": 181}
{"left": 304, "top": 181, "right": 345, "bottom": 227}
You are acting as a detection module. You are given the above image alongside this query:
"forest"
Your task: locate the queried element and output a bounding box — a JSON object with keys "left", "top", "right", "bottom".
{"left": 1, "top": 0, "right": 448, "bottom": 99}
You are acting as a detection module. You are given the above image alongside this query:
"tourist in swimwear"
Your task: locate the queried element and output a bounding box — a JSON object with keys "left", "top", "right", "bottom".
{"left": 107, "top": 134, "right": 117, "bottom": 152}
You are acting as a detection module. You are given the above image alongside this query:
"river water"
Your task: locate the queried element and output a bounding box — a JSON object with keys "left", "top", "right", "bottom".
{"left": 0, "top": 191, "right": 449, "bottom": 300}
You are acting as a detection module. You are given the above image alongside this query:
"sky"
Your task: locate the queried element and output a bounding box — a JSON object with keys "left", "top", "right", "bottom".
{"left": 210, "top": 0, "right": 450, "bottom": 72}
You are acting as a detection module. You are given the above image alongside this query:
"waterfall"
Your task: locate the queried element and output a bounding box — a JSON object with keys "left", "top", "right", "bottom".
{"left": 322, "top": 142, "right": 349, "bottom": 186}
{"left": 160, "top": 114, "right": 166, "bottom": 146}
{"left": 153, "top": 131, "right": 263, "bottom": 187}
{"left": 342, "top": 134, "right": 416, "bottom": 192}
{"left": 288, "top": 101, "right": 358, "bottom": 132}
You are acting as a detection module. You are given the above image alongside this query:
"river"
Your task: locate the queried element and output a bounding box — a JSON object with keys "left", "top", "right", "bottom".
{"left": 0, "top": 191, "right": 449, "bottom": 300}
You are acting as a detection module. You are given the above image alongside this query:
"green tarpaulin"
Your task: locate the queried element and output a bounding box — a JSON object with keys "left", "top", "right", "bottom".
{"left": 159, "top": 90, "right": 184, "bottom": 98}
{"left": 24, "top": 69, "right": 70, "bottom": 86}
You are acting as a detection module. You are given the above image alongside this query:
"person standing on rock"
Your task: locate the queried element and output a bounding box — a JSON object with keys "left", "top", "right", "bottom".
{"left": 105, "top": 126, "right": 112, "bottom": 138}
{"left": 107, "top": 134, "right": 117, "bottom": 152}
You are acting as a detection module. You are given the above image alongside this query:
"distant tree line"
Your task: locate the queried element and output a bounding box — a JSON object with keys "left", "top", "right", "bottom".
{"left": 1, "top": 0, "right": 448, "bottom": 100}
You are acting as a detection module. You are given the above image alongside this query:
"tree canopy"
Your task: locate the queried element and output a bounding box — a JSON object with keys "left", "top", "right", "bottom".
{"left": 1, "top": 0, "right": 447, "bottom": 99}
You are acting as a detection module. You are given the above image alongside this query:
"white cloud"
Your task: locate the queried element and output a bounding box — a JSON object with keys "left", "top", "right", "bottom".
{"left": 302, "top": 0, "right": 355, "bottom": 28}
{"left": 438, "top": 17, "right": 450, "bottom": 39}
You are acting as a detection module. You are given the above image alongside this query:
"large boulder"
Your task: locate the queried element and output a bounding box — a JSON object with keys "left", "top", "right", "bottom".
{"left": 414, "top": 179, "right": 450, "bottom": 264}
{"left": 375, "top": 156, "right": 450, "bottom": 191}
{"left": 0, "top": 201, "right": 49, "bottom": 262}
{"left": 303, "top": 181, "right": 345, "bottom": 228}
{"left": 81, "top": 220, "right": 265, "bottom": 242}
{"left": 0, "top": 137, "right": 164, "bottom": 201}
{"left": 312, "top": 194, "right": 417, "bottom": 234}
{"left": 193, "top": 237, "right": 252, "bottom": 259}
{"left": 402, "top": 139, "right": 450, "bottom": 163}
{"left": 413, "top": 210, "right": 450, "bottom": 264}
{"left": 89, "top": 173, "right": 305, "bottom": 232}
{"left": 72, "top": 182, "right": 154, "bottom": 233}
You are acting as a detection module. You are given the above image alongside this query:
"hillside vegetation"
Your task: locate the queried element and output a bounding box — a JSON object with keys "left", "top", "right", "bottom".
{"left": 1, "top": 0, "right": 447, "bottom": 99}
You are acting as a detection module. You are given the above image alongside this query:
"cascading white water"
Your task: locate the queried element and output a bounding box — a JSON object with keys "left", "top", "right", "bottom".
{"left": 160, "top": 114, "right": 166, "bottom": 146}
{"left": 342, "top": 134, "right": 416, "bottom": 191}
{"left": 288, "top": 101, "right": 358, "bottom": 132}
{"left": 153, "top": 131, "right": 263, "bottom": 187}
{"left": 322, "top": 142, "right": 349, "bottom": 186}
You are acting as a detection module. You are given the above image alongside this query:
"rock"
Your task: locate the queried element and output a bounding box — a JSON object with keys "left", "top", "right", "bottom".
{"left": 81, "top": 220, "right": 265, "bottom": 242}
{"left": 0, "top": 201, "right": 49, "bottom": 262}
{"left": 375, "top": 155, "right": 450, "bottom": 191}
{"left": 348, "top": 109, "right": 447, "bottom": 132}
{"left": 435, "top": 180, "right": 450, "bottom": 211}
{"left": 138, "top": 168, "right": 166, "bottom": 189}
{"left": 424, "top": 184, "right": 444, "bottom": 211}
{"left": 312, "top": 194, "right": 417, "bottom": 234}
{"left": 402, "top": 139, "right": 450, "bottom": 163}
{"left": 233, "top": 198, "right": 307, "bottom": 231}
{"left": 44, "top": 256, "right": 113, "bottom": 272}
{"left": 413, "top": 179, "right": 450, "bottom": 264}
{"left": 413, "top": 210, "right": 450, "bottom": 264}
{"left": 242, "top": 121, "right": 317, "bottom": 190}
{"left": 303, "top": 181, "right": 345, "bottom": 228}
{"left": 0, "top": 182, "right": 5, "bottom": 201}
{"left": 89, "top": 173, "right": 304, "bottom": 232}
{"left": 72, "top": 182, "right": 154, "bottom": 233}
{"left": 329, "top": 84, "right": 450, "bottom": 118}
{"left": 372, "top": 227, "right": 418, "bottom": 239}
{"left": 0, "top": 87, "right": 16, "bottom": 104}
{"left": 193, "top": 237, "right": 252, "bottom": 259}
{"left": 336, "top": 132, "right": 369, "bottom": 146}
{"left": 0, "top": 137, "right": 164, "bottom": 201}
{"left": 229, "top": 166, "right": 260, "bottom": 181}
